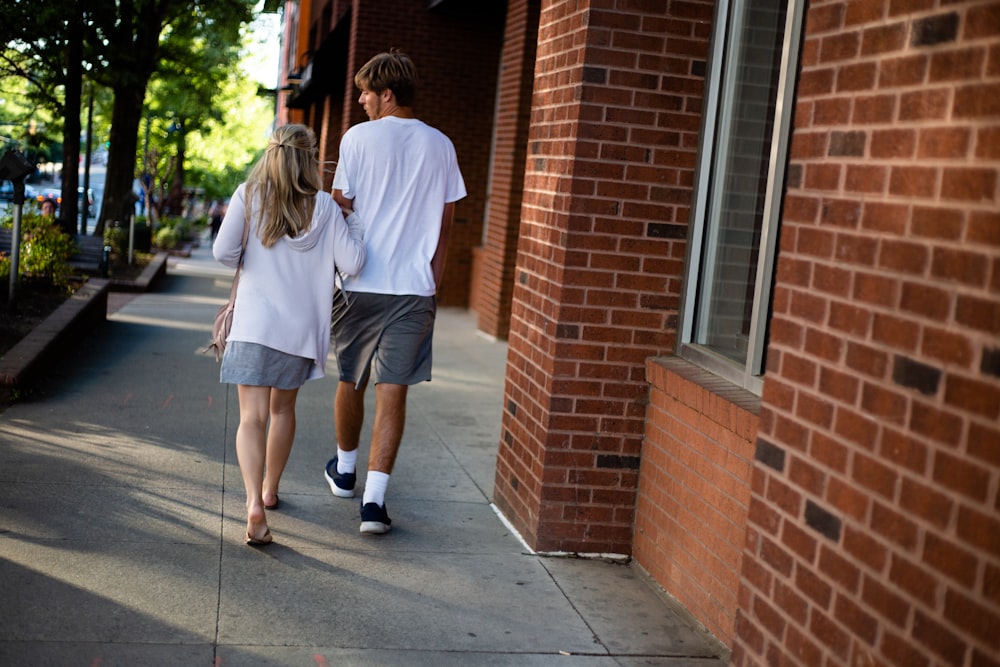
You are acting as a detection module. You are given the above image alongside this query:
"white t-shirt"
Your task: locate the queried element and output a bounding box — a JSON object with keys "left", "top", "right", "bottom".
{"left": 213, "top": 184, "right": 366, "bottom": 380}
{"left": 333, "top": 116, "right": 466, "bottom": 296}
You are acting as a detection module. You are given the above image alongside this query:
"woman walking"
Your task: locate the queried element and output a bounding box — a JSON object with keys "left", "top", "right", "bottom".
{"left": 213, "top": 124, "right": 365, "bottom": 545}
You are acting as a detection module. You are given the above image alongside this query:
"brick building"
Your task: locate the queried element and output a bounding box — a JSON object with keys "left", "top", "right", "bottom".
{"left": 277, "top": 1, "right": 999, "bottom": 665}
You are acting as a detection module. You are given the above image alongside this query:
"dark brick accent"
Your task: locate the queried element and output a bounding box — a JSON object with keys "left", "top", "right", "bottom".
{"left": 829, "top": 131, "right": 867, "bottom": 156}
{"left": 507, "top": 400, "right": 518, "bottom": 416}
{"left": 556, "top": 323, "right": 580, "bottom": 339}
{"left": 911, "top": 13, "right": 959, "bottom": 47}
{"left": 892, "top": 355, "right": 942, "bottom": 396}
{"left": 787, "top": 163, "right": 803, "bottom": 188}
{"left": 640, "top": 293, "right": 674, "bottom": 310}
{"left": 582, "top": 66, "right": 607, "bottom": 84}
{"left": 691, "top": 60, "right": 706, "bottom": 77}
{"left": 647, "top": 222, "right": 688, "bottom": 238}
{"left": 805, "top": 500, "right": 842, "bottom": 542}
{"left": 981, "top": 348, "right": 1000, "bottom": 378}
{"left": 597, "top": 454, "right": 641, "bottom": 470}
{"left": 755, "top": 437, "right": 786, "bottom": 472}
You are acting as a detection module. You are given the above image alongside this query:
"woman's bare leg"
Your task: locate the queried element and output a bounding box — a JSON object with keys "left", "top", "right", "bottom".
{"left": 236, "top": 384, "right": 272, "bottom": 541}
{"left": 262, "top": 387, "right": 299, "bottom": 508}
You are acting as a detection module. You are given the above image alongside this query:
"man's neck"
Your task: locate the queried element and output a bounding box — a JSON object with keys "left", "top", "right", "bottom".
{"left": 378, "top": 101, "right": 415, "bottom": 120}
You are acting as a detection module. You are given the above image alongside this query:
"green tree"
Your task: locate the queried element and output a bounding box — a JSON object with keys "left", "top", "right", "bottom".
{"left": 87, "top": 0, "right": 256, "bottom": 234}
{"left": 145, "top": 11, "right": 247, "bottom": 219}
{"left": 0, "top": 75, "right": 61, "bottom": 169}
{"left": 142, "top": 62, "right": 274, "bottom": 219}
{"left": 0, "top": 1, "right": 77, "bottom": 232}
{"left": 1, "top": 0, "right": 270, "bottom": 232}
{"left": 185, "top": 73, "right": 275, "bottom": 201}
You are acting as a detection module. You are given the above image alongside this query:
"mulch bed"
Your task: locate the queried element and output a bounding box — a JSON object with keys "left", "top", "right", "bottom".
{"left": 0, "top": 280, "right": 77, "bottom": 357}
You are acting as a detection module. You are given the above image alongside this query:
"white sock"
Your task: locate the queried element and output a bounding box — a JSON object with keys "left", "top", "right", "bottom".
{"left": 337, "top": 447, "right": 357, "bottom": 474}
{"left": 363, "top": 471, "right": 390, "bottom": 507}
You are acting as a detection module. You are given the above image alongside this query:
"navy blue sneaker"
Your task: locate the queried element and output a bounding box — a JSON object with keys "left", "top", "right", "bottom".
{"left": 360, "top": 502, "right": 392, "bottom": 534}
{"left": 324, "top": 457, "right": 356, "bottom": 498}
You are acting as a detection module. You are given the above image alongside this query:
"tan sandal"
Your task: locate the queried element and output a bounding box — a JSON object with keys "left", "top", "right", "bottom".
{"left": 245, "top": 529, "right": 273, "bottom": 546}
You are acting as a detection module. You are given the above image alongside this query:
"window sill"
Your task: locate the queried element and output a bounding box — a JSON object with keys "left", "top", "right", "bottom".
{"left": 646, "top": 356, "right": 761, "bottom": 439}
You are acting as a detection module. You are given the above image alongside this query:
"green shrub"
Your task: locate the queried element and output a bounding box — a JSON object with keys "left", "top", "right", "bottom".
{"left": 0, "top": 213, "right": 75, "bottom": 287}
{"left": 159, "top": 216, "right": 190, "bottom": 237}
{"left": 103, "top": 224, "right": 129, "bottom": 258}
{"left": 152, "top": 215, "right": 208, "bottom": 250}
{"left": 153, "top": 225, "right": 180, "bottom": 249}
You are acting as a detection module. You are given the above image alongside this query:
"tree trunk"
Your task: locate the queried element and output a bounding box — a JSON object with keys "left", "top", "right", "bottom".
{"left": 166, "top": 129, "right": 186, "bottom": 216}
{"left": 60, "top": 28, "right": 83, "bottom": 236}
{"left": 96, "top": 82, "right": 145, "bottom": 236}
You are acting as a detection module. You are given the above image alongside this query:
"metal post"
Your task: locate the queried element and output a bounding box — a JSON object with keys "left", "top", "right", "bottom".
{"left": 1, "top": 150, "right": 35, "bottom": 304}
{"left": 143, "top": 115, "right": 151, "bottom": 219}
{"left": 81, "top": 86, "right": 94, "bottom": 235}
{"left": 8, "top": 199, "right": 22, "bottom": 303}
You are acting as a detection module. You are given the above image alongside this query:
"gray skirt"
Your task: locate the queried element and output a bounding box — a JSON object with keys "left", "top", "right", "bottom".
{"left": 220, "top": 341, "right": 313, "bottom": 390}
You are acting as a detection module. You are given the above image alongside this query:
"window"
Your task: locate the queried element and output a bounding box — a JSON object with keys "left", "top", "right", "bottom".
{"left": 679, "top": 0, "right": 805, "bottom": 395}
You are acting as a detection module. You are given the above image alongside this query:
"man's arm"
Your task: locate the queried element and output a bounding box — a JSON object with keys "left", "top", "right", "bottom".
{"left": 431, "top": 201, "right": 455, "bottom": 291}
{"left": 333, "top": 189, "right": 354, "bottom": 216}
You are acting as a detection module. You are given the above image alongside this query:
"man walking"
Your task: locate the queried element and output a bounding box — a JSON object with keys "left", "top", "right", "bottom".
{"left": 325, "top": 50, "right": 466, "bottom": 533}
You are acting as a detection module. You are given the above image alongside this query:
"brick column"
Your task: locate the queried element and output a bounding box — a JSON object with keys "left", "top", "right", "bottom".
{"left": 493, "top": 0, "right": 712, "bottom": 554}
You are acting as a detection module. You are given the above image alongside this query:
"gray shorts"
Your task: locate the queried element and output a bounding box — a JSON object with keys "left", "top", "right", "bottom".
{"left": 331, "top": 291, "right": 436, "bottom": 387}
{"left": 220, "top": 341, "right": 312, "bottom": 390}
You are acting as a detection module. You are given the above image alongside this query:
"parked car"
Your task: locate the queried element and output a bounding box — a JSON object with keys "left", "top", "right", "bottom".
{"left": 36, "top": 187, "right": 61, "bottom": 203}
{"left": 0, "top": 180, "right": 39, "bottom": 203}
{"left": 80, "top": 187, "right": 95, "bottom": 214}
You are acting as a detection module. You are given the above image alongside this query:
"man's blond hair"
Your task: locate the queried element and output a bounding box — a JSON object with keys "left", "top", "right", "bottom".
{"left": 354, "top": 50, "right": 418, "bottom": 107}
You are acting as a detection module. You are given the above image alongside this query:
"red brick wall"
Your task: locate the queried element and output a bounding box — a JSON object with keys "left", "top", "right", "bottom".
{"left": 639, "top": 358, "right": 760, "bottom": 648}
{"left": 493, "top": 0, "right": 714, "bottom": 554}
{"left": 473, "top": 0, "right": 540, "bottom": 339}
{"left": 732, "top": 2, "right": 1000, "bottom": 666}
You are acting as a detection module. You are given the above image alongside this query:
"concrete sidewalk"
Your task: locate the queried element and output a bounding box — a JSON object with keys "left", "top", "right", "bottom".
{"left": 0, "top": 236, "right": 728, "bottom": 666}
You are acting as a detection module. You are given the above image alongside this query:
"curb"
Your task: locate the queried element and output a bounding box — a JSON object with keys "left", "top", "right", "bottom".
{"left": 110, "top": 251, "right": 169, "bottom": 292}
{"left": 0, "top": 278, "right": 110, "bottom": 391}
{"left": 0, "top": 252, "right": 169, "bottom": 400}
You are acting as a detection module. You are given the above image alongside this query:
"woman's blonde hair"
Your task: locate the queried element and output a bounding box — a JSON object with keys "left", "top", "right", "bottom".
{"left": 244, "top": 124, "right": 322, "bottom": 247}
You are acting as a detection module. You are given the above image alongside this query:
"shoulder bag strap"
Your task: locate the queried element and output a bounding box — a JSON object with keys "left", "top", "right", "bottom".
{"left": 227, "top": 206, "right": 252, "bottom": 302}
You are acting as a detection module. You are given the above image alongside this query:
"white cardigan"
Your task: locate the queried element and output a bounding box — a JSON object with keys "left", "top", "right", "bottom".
{"left": 213, "top": 184, "right": 365, "bottom": 380}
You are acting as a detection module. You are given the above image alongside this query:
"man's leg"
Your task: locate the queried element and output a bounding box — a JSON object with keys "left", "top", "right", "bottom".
{"left": 357, "top": 382, "right": 408, "bottom": 533}
{"left": 326, "top": 379, "right": 367, "bottom": 498}
{"left": 334, "top": 379, "right": 366, "bottom": 452}
{"left": 368, "top": 382, "right": 409, "bottom": 474}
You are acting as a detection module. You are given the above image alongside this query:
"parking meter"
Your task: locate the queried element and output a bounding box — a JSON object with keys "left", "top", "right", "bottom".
{"left": 1, "top": 149, "right": 37, "bottom": 303}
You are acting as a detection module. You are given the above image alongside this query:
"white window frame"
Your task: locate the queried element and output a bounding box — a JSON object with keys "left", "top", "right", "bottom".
{"left": 678, "top": 0, "right": 805, "bottom": 396}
